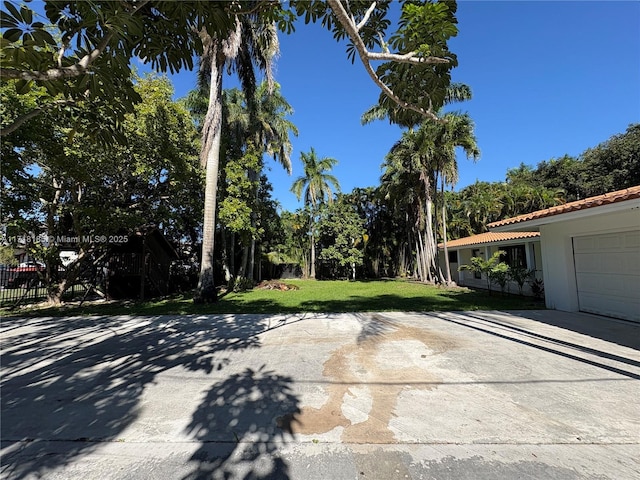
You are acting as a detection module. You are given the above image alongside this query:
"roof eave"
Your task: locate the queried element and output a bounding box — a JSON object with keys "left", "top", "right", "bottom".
{"left": 489, "top": 198, "right": 640, "bottom": 232}
{"left": 440, "top": 234, "right": 540, "bottom": 250}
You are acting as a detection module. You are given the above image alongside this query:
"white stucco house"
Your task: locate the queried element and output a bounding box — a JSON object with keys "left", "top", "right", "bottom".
{"left": 440, "top": 231, "right": 542, "bottom": 295}
{"left": 487, "top": 185, "right": 640, "bottom": 322}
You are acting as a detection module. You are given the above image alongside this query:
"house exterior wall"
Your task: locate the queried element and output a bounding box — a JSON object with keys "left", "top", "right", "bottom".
{"left": 533, "top": 242, "right": 543, "bottom": 274}
{"left": 445, "top": 240, "right": 541, "bottom": 295}
{"left": 455, "top": 246, "right": 489, "bottom": 290}
{"left": 539, "top": 208, "right": 640, "bottom": 313}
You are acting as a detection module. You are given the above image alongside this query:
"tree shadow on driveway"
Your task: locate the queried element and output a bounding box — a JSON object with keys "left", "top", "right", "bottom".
{"left": 509, "top": 310, "right": 640, "bottom": 351}
{"left": 182, "top": 365, "right": 299, "bottom": 480}
{"left": 431, "top": 311, "right": 640, "bottom": 380}
{"left": 1, "top": 314, "right": 301, "bottom": 480}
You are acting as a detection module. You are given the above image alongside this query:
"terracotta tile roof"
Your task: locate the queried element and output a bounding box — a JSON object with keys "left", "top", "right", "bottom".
{"left": 439, "top": 231, "right": 540, "bottom": 249}
{"left": 488, "top": 185, "right": 640, "bottom": 229}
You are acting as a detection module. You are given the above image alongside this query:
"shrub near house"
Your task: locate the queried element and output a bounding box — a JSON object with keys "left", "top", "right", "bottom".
{"left": 459, "top": 251, "right": 507, "bottom": 295}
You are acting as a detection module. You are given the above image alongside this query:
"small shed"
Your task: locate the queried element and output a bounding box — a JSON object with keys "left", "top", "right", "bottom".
{"left": 107, "top": 228, "right": 178, "bottom": 300}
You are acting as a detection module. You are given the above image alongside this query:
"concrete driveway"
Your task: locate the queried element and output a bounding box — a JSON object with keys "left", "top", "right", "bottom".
{"left": 1, "top": 310, "right": 639, "bottom": 479}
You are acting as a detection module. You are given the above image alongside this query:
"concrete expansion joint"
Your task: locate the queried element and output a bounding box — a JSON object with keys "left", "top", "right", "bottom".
{"left": 6, "top": 438, "right": 637, "bottom": 447}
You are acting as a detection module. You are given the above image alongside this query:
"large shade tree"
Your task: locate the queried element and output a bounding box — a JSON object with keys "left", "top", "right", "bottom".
{"left": 1, "top": 75, "right": 200, "bottom": 304}
{"left": 0, "top": 1, "right": 249, "bottom": 140}
{"left": 317, "top": 194, "right": 366, "bottom": 280}
{"left": 505, "top": 123, "right": 640, "bottom": 201}
{"left": 2, "top": 1, "right": 459, "bottom": 131}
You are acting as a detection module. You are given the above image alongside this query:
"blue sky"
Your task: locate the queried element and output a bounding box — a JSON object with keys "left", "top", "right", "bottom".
{"left": 165, "top": 1, "right": 640, "bottom": 212}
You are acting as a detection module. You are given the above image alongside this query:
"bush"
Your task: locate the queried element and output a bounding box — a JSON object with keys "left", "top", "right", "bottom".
{"left": 529, "top": 277, "right": 545, "bottom": 300}
{"left": 459, "top": 250, "right": 507, "bottom": 295}
{"left": 508, "top": 266, "right": 534, "bottom": 296}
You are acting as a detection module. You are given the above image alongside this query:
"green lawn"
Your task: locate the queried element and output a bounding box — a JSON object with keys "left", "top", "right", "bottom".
{"left": 2, "top": 279, "right": 544, "bottom": 317}
{"left": 0, "top": 286, "right": 48, "bottom": 307}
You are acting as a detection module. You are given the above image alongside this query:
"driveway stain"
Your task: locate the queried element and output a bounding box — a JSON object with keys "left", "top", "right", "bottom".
{"left": 279, "top": 314, "right": 459, "bottom": 443}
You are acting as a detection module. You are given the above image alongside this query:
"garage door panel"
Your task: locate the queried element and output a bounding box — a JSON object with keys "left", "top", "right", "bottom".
{"left": 578, "top": 292, "right": 640, "bottom": 320}
{"left": 573, "top": 236, "right": 596, "bottom": 252}
{"left": 573, "top": 230, "right": 640, "bottom": 322}
{"left": 574, "top": 252, "right": 636, "bottom": 275}
{"left": 625, "top": 231, "right": 640, "bottom": 248}
{"left": 574, "top": 231, "right": 640, "bottom": 252}
{"left": 576, "top": 272, "right": 640, "bottom": 298}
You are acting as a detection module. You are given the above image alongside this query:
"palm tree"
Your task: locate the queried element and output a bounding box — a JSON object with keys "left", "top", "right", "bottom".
{"left": 381, "top": 127, "right": 439, "bottom": 283}
{"left": 224, "top": 82, "right": 298, "bottom": 281}
{"left": 365, "top": 84, "right": 476, "bottom": 284}
{"left": 361, "top": 83, "right": 474, "bottom": 128}
{"left": 194, "top": 9, "right": 279, "bottom": 303}
{"left": 290, "top": 148, "right": 340, "bottom": 279}
{"left": 443, "top": 190, "right": 473, "bottom": 240}
{"left": 461, "top": 181, "right": 504, "bottom": 233}
{"left": 380, "top": 114, "right": 479, "bottom": 285}
{"left": 430, "top": 112, "right": 479, "bottom": 284}
{"left": 379, "top": 144, "right": 424, "bottom": 279}
{"left": 247, "top": 81, "right": 298, "bottom": 172}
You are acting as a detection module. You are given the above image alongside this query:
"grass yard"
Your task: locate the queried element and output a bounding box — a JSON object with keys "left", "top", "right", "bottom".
{"left": 0, "top": 286, "right": 48, "bottom": 308}
{"left": 1, "top": 279, "right": 544, "bottom": 317}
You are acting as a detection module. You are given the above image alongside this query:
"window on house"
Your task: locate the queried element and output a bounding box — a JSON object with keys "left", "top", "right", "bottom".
{"left": 448, "top": 251, "right": 458, "bottom": 263}
{"left": 502, "top": 245, "right": 527, "bottom": 268}
{"left": 472, "top": 248, "right": 481, "bottom": 279}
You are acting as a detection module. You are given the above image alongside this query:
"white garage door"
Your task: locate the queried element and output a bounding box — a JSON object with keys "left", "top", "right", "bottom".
{"left": 573, "top": 230, "right": 640, "bottom": 322}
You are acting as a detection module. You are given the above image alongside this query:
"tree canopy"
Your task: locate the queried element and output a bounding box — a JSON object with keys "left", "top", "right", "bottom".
{"left": 506, "top": 123, "right": 640, "bottom": 201}
{"left": 1, "top": 74, "right": 201, "bottom": 303}
{"left": 0, "top": 1, "right": 269, "bottom": 141}
{"left": 1, "top": 1, "right": 460, "bottom": 139}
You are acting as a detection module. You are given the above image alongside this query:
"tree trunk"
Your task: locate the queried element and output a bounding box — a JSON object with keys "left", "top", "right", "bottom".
{"left": 400, "top": 219, "right": 411, "bottom": 277}
{"left": 221, "top": 229, "right": 232, "bottom": 285}
{"left": 415, "top": 234, "right": 424, "bottom": 282}
{"left": 248, "top": 238, "right": 256, "bottom": 281}
{"left": 229, "top": 231, "right": 236, "bottom": 285}
{"left": 310, "top": 231, "right": 316, "bottom": 279}
{"left": 397, "top": 243, "right": 406, "bottom": 277}
{"left": 431, "top": 188, "right": 445, "bottom": 285}
{"left": 442, "top": 182, "right": 452, "bottom": 285}
{"left": 238, "top": 244, "right": 249, "bottom": 279}
{"left": 47, "top": 250, "right": 87, "bottom": 305}
{"left": 247, "top": 167, "right": 259, "bottom": 282}
{"left": 257, "top": 249, "right": 262, "bottom": 282}
{"left": 194, "top": 52, "right": 224, "bottom": 304}
{"left": 424, "top": 198, "right": 439, "bottom": 283}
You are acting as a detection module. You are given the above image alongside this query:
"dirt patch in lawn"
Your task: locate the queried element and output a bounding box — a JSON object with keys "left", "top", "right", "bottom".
{"left": 256, "top": 280, "right": 300, "bottom": 291}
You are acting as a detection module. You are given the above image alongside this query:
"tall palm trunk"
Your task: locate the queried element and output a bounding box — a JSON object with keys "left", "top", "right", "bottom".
{"left": 415, "top": 234, "right": 424, "bottom": 281}
{"left": 422, "top": 198, "right": 440, "bottom": 283}
{"left": 249, "top": 238, "right": 256, "bottom": 280}
{"left": 247, "top": 167, "right": 259, "bottom": 282}
{"left": 431, "top": 175, "right": 446, "bottom": 284}
{"left": 309, "top": 213, "right": 317, "bottom": 279}
{"left": 229, "top": 231, "right": 236, "bottom": 283}
{"left": 432, "top": 191, "right": 447, "bottom": 285}
{"left": 194, "top": 47, "right": 224, "bottom": 303}
{"left": 221, "top": 230, "right": 233, "bottom": 284}
{"left": 441, "top": 178, "right": 453, "bottom": 285}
